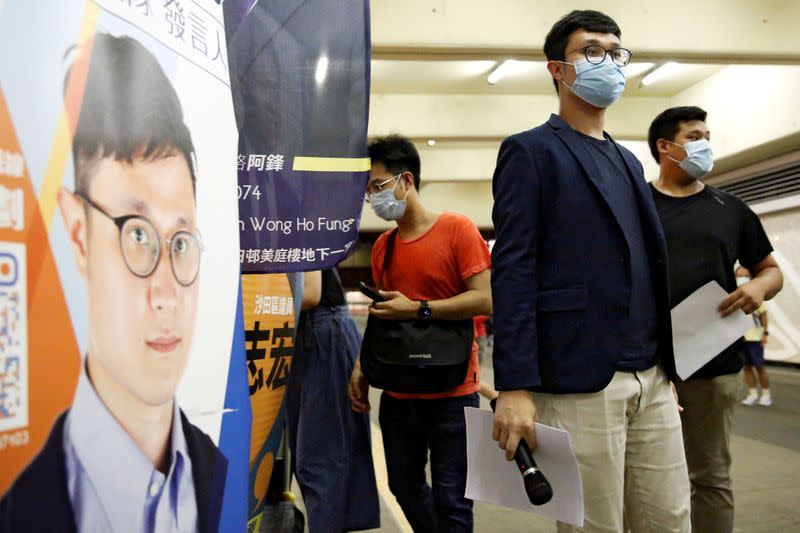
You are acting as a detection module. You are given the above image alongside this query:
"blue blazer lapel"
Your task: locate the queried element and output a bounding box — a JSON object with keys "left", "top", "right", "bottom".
{"left": 547, "top": 114, "right": 628, "bottom": 239}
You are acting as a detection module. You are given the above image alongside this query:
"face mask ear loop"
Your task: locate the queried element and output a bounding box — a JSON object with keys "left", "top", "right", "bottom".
{"left": 663, "top": 139, "right": 687, "bottom": 166}
{"left": 401, "top": 183, "right": 411, "bottom": 201}
{"left": 394, "top": 173, "right": 412, "bottom": 201}
{"left": 554, "top": 60, "right": 576, "bottom": 91}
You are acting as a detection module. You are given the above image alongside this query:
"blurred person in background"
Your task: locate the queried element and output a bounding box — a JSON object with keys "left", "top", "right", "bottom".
{"left": 736, "top": 266, "right": 773, "bottom": 407}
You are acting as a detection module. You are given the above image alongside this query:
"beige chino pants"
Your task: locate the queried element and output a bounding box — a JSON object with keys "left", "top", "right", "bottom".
{"left": 536, "top": 366, "right": 691, "bottom": 532}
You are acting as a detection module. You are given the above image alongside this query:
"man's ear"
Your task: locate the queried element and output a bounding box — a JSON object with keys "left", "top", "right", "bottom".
{"left": 57, "top": 187, "right": 89, "bottom": 279}
{"left": 546, "top": 61, "right": 563, "bottom": 85}
{"left": 657, "top": 139, "right": 673, "bottom": 160}
{"left": 402, "top": 171, "right": 415, "bottom": 191}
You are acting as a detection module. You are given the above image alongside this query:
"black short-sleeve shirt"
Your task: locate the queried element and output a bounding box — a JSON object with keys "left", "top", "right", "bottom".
{"left": 650, "top": 184, "right": 774, "bottom": 379}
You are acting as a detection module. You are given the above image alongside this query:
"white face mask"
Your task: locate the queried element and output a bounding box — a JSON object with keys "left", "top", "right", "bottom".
{"left": 558, "top": 56, "right": 626, "bottom": 108}
{"left": 368, "top": 174, "right": 410, "bottom": 221}
{"left": 667, "top": 139, "right": 714, "bottom": 179}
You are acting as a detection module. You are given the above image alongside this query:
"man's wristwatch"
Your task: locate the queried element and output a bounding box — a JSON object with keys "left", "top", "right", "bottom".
{"left": 418, "top": 300, "right": 432, "bottom": 321}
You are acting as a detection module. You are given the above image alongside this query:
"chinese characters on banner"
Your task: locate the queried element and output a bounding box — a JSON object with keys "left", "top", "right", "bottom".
{"left": 238, "top": 153, "right": 285, "bottom": 172}
{"left": 98, "top": 0, "right": 229, "bottom": 85}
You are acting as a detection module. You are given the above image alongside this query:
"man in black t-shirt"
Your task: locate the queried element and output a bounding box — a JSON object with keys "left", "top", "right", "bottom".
{"left": 648, "top": 106, "right": 784, "bottom": 533}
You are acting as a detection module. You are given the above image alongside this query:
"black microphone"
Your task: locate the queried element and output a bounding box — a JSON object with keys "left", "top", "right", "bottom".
{"left": 490, "top": 398, "right": 553, "bottom": 506}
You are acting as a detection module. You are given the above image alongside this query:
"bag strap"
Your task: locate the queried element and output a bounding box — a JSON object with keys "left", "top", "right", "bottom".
{"left": 377, "top": 228, "right": 399, "bottom": 290}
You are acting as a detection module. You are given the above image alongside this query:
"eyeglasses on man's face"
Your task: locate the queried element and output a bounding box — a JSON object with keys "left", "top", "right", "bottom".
{"left": 568, "top": 44, "right": 632, "bottom": 67}
{"left": 364, "top": 173, "right": 401, "bottom": 202}
{"left": 78, "top": 193, "right": 203, "bottom": 287}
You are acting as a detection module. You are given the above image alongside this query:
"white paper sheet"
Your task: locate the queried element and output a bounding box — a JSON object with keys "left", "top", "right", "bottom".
{"left": 671, "top": 281, "right": 753, "bottom": 380}
{"left": 464, "top": 407, "right": 584, "bottom": 527}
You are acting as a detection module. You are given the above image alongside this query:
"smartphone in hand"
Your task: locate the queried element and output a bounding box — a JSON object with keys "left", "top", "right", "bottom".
{"left": 359, "top": 282, "right": 387, "bottom": 302}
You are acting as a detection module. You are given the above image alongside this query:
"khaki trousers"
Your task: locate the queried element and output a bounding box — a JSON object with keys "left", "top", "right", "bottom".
{"left": 536, "top": 366, "right": 691, "bottom": 532}
{"left": 674, "top": 373, "right": 742, "bottom": 533}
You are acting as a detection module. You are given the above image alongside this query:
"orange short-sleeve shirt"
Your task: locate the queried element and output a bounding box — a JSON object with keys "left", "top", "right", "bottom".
{"left": 371, "top": 212, "right": 491, "bottom": 399}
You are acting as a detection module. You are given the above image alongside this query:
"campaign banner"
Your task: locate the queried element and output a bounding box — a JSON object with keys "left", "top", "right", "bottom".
{"left": 0, "top": 2, "right": 244, "bottom": 532}
{"left": 225, "top": 0, "right": 372, "bottom": 273}
{"left": 240, "top": 273, "right": 298, "bottom": 532}
{"left": 221, "top": 0, "right": 371, "bottom": 525}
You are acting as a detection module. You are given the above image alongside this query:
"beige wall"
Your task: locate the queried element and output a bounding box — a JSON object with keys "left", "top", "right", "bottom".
{"left": 760, "top": 208, "right": 800, "bottom": 363}
{"left": 670, "top": 65, "right": 800, "bottom": 160}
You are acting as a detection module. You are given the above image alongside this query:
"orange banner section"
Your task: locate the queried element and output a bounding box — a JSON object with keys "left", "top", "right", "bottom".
{"left": 0, "top": 86, "right": 81, "bottom": 493}
{"left": 241, "top": 273, "right": 295, "bottom": 520}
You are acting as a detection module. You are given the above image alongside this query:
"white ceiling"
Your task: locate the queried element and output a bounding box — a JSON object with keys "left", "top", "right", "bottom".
{"left": 361, "top": 1, "right": 800, "bottom": 229}
{"left": 371, "top": 59, "right": 726, "bottom": 97}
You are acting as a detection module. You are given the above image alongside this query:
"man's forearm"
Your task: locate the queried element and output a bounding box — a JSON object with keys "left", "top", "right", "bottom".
{"left": 753, "top": 266, "right": 783, "bottom": 301}
{"left": 428, "top": 289, "right": 492, "bottom": 320}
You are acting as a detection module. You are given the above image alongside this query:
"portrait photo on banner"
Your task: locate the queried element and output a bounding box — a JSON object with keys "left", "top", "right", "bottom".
{"left": 0, "top": 3, "right": 240, "bottom": 532}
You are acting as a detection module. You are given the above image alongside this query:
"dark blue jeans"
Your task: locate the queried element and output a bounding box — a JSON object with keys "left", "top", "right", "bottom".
{"left": 379, "top": 392, "right": 479, "bottom": 533}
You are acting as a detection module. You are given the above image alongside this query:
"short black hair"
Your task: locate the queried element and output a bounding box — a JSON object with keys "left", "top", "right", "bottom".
{"left": 647, "top": 106, "right": 708, "bottom": 163}
{"left": 543, "top": 10, "right": 621, "bottom": 93}
{"left": 368, "top": 134, "right": 421, "bottom": 190}
{"left": 68, "top": 33, "right": 196, "bottom": 196}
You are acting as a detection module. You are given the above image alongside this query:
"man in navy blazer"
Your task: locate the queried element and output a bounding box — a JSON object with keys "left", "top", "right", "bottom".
{"left": 490, "top": 10, "right": 690, "bottom": 532}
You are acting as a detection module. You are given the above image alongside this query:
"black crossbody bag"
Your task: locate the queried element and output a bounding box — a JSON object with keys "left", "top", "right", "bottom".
{"left": 360, "top": 229, "right": 473, "bottom": 393}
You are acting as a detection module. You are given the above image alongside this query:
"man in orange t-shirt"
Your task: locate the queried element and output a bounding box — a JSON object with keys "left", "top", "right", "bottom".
{"left": 349, "top": 135, "right": 491, "bottom": 532}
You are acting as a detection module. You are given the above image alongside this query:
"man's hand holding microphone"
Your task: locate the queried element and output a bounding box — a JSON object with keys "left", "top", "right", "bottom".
{"left": 492, "top": 390, "right": 538, "bottom": 459}
{"left": 491, "top": 389, "right": 553, "bottom": 505}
